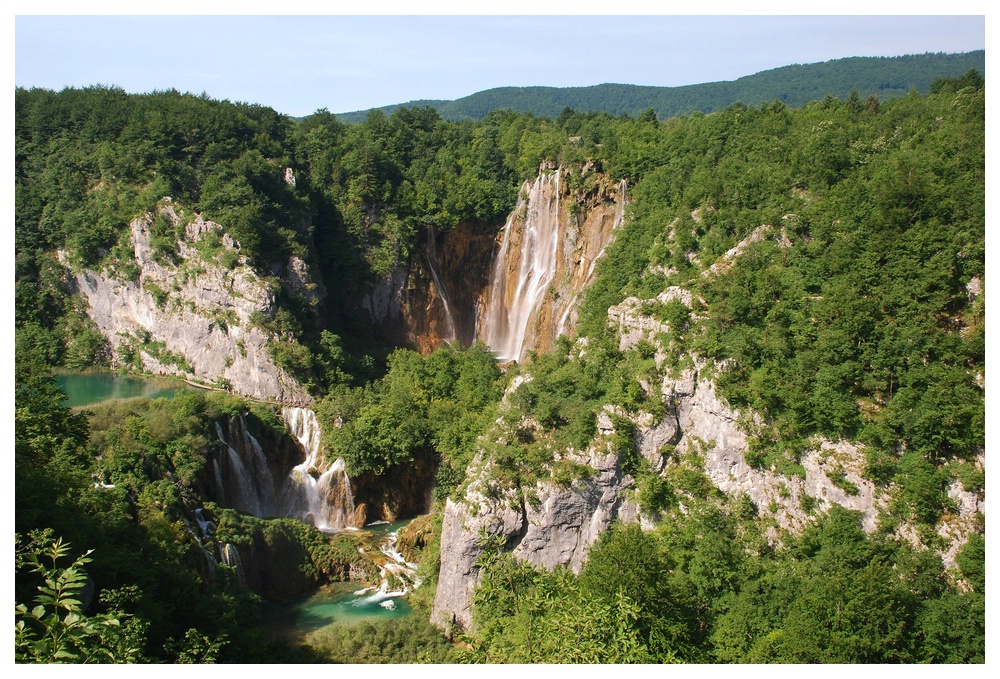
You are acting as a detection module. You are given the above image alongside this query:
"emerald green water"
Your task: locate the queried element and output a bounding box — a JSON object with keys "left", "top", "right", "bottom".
{"left": 55, "top": 373, "right": 188, "bottom": 407}
{"left": 266, "top": 519, "right": 417, "bottom": 639}
{"left": 267, "top": 582, "right": 413, "bottom": 637}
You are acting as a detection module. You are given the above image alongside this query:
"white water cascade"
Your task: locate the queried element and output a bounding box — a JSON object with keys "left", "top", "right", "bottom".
{"left": 425, "top": 226, "right": 457, "bottom": 343}
{"left": 351, "top": 527, "right": 420, "bottom": 609}
{"left": 483, "top": 171, "right": 562, "bottom": 362}
{"left": 214, "top": 419, "right": 278, "bottom": 517}
{"left": 281, "top": 407, "right": 357, "bottom": 533}
{"left": 220, "top": 542, "right": 247, "bottom": 588}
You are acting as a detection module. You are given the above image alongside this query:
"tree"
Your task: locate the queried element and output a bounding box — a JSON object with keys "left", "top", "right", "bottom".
{"left": 578, "top": 522, "right": 697, "bottom": 661}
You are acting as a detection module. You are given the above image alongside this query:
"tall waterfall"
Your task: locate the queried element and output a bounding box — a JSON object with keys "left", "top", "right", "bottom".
{"left": 481, "top": 170, "right": 627, "bottom": 361}
{"left": 281, "top": 407, "right": 357, "bottom": 533}
{"left": 483, "top": 171, "right": 562, "bottom": 362}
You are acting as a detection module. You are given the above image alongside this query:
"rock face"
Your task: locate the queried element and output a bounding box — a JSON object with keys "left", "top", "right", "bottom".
{"left": 430, "top": 440, "right": 640, "bottom": 631}
{"left": 363, "top": 221, "right": 498, "bottom": 354}
{"left": 431, "top": 260, "right": 985, "bottom": 632}
{"left": 352, "top": 452, "right": 439, "bottom": 525}
{"left": 611, "top": 289, "right": 891, "bottom": 536}
{"left": 430, "top": 367, "right": 644, "bottom": 632}
{"left": 65, "top": 206, "right": 313, "bottom": 404}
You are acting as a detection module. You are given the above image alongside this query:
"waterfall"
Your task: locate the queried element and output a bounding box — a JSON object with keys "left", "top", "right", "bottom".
{"left": 425, "top": 226, "right": 457, "bottom": 342}
{"left": 351, "top": 528, "right": 420, "bottom": 608}
{"left": 182, "top": 509, "right": 218, "bottom": 581}
{"left": 481, "top": 170, "right": 627, "bottom": 359}
{"left": 281, "top": 407, "right": 356, "bottom": 533}
{"left": 220, "top": 542, "right": 247, "bottom": 588}
{"left": 194, "top": 508, "right": 216, "bottom": 537}
{"left": 483, "top": 171, "right": 562, "bottom": 362}
{"left": 214, "top": 419, "right": 277, "bottom": 517}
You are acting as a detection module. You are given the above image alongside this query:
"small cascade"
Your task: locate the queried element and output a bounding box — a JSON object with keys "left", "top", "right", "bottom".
{"left": 194, "top": 508, "right": 216, "bottom": 537}
{"left": 281, "top": 407, "right": 356, "bottom": 533}
{"left": 181, "top": 510, "right": 218, "bottom": 580}
{"left": 351, "top": 528, "right": 420, "bottom": 608}
{"left": 214, "top": 419, "right": 277, "bottom": 517}
{"left": 425, "top": 226, "right": 457, "bottom": 343}
{"left": 220, "top": 542, "right": 247, "bottom": 588}
{"left": 483, "top": 171, "right": 562, "bottom": 362}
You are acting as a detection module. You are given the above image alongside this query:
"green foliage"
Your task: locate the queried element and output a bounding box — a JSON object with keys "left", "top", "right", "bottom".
{"left": 305, "top": 616, "right": 455, "bottom": 663}
{"left": 15, "top": 533, "right": 145, "bottom": 663}
{"left": 14, "top": 360, "right": 306, "bottom": 662}
{"left": 467, "top": 534, "right": 662, "bottom": 663}
{"left": 14, "top": 67, "right": 986, "bottom": 666}
{"left": 829, "top": 469, "right": 860, "bottom": 496}
{"left": 575, "top": 81, "right": 983, "bottom": 536}
{"left": 707, "top": 507, "right": 983, "bottom": 663}
{"left": 323, "top": 343, "right": 503, "bottom": 480}
{"left": 163, "top": 628, "right": 229, "bottom": 664}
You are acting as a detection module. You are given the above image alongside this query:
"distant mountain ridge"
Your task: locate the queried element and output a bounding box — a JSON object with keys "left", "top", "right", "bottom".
{"left": 334, "top": 50, "right": 985, "bottom": 123}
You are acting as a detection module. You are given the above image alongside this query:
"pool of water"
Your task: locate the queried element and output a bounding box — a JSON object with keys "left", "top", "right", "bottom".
{"left": 55, "top": 373, "right": 189, "bottom": 408}
{"left": 266, "top": 581, "right": 414, "bottom": 638}
{"left": 348, "top": 518, "right": 412, "bottom": 537}
{"left": 266, "top": 518, "right": 419, "bottom": 639}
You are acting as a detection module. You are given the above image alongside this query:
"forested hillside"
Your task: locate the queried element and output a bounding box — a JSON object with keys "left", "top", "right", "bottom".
{"left": 335, "top": 51, "right": 985, "bottom": 123}
{"left": 14, "top": 68, "right": 984, "bottom": 663}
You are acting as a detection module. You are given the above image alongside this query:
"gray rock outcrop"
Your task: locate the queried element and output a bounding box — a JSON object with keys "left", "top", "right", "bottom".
{"left": 430, "top": 437, "right": 641, "bottom": 631}
{"left": 64, "top": 206, "right": 313, "bottom": 404}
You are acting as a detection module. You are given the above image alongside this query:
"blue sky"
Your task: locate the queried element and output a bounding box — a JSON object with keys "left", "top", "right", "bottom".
{"left": 13, "top": 8, "right": 986, "bottom": 117}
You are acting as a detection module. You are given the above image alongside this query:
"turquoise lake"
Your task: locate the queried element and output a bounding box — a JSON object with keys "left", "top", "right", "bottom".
{"left": 266, "top": 520, "right": 417, "bottom": 639}
{"left": 267, "top": 582, "right": 413, "bottom": 636}
{"left": 55, "top": 373, "right": 190, "bottom": 408}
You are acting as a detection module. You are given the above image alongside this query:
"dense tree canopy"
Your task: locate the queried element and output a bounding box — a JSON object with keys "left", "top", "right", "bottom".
{"left": 14, "top": 69, "right": 984, "bottom": 664}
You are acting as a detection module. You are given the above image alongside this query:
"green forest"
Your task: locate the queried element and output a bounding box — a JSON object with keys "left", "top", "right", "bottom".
{"left": 335, "top": 51, "right": 985, "bottom": 123}
{"left": 14, "top": 66, "right": 984, "bottom": 663}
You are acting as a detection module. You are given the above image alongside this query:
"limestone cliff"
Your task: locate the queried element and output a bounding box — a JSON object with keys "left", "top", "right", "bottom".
{"left": 63, "top": 204, "right": 313, "bottom": 404}
{"left": 430, "top": 224, "right": 985, "bottom": 631}
{"left": 609, "top": 255, "right": 983, "bottom": 551}
{"left": 431, "top": 365, "right": 646, "bottom": 631}
{"left": 431, "top": 414, "right": 641, "bottom": 630}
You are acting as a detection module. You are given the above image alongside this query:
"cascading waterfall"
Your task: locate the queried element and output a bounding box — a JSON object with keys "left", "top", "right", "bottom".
{"left": 211, "top": 408, "right": 356, "bottom": 532}
{"left": 183, "top": 509, "right": 218, "bottom": 580}
{"left": 425, "top": 226, "right": 457, "bottom": 343}
{"left": 220, "top": 542, "right": 247, "bottom": 588}
{"left": 352, "top": 528, "right": 420, "bottom": 610}
{"left": 281, "top": 407, "right": 356, "bottom": 533}
{"left": 195, "top": 508, "right": 217, "bottom": 537}
{"left": 483, "top": 171, "right": 562, "bottom": 362}
{"left": 214, "top": 419, "right": 277, "bottom": 517}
